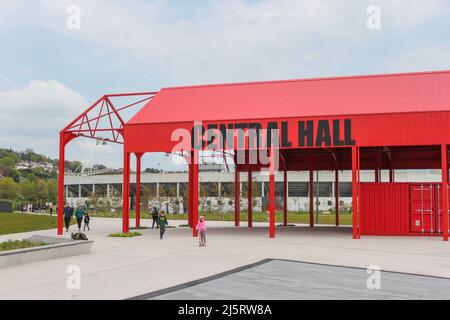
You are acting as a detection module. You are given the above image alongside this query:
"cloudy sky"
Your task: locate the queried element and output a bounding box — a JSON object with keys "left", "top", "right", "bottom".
{"left": 0, "top": 0, "right": 449, "bottom": 170}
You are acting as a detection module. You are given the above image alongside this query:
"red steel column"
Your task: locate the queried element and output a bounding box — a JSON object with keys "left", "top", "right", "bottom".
{"left": 309, "top": 170, "right": 314, "bottom": 227}
{"left": 192, "top": 150, "right": 199, "bottom": 237}
{"left": 283, "top": 169, "right": 288, "bottom": 226}
{"left": 441, "top": 144, "right": 449, "bottom": 242}
{"left": 122, "top": 151, "right": 130, "bottom": 233}
{"left": 269, "top": 152, "right": 275, "bottom": 238}
{"left": 335, "top": 169, "right": 339, "bottom": 227}
{"left": 135, "top": 153, "right": 142, "bottom": 229}
{"left": 352, "top": 146, "right": 360, "bottom": 239}
{"left": 188, "top": 161, "right": 193, "bottom": 227}
{"left": 248, "top": 171, "right": 253, "bottom": 228}
{"left": 234, "top": 166, "right": 240, "bottom": 227}
{"left": 57, "top": 133, "right": 65, "bottom": 235}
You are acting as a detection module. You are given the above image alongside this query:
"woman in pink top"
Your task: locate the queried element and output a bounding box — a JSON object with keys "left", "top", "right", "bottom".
{"left": 196, "top": 215, "right": 207, "bottom": 247}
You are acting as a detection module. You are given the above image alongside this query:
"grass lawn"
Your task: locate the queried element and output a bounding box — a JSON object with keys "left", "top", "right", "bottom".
{"left": 90, "top": 210, "right": 352, "bottom": 225}
{"left": 164, "top": 212, "right": 352, "bottom": 225}
{"left": 0, "top": 239, "right": 47, "bottom": 252}
{"left": 0, "top": 213, "right": 75, "bottom": 236}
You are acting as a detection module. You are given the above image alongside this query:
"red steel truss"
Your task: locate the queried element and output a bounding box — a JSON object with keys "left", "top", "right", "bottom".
{"left": 57, "top": 92, "right": 157, "bottom": 235}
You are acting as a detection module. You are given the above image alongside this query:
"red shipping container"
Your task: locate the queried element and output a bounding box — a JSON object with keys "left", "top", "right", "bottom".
{"left": 360, "top": 183, "right": 410, "bottom": 235}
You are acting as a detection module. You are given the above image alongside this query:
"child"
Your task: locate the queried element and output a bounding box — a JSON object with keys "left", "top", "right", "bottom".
{"left": 83, "top": 212, "right": 91, "bottom": 231}
{"left": 196, "top": 215, "right": 207, "bottom": 247}
{"left": 158, "top": 212, "right": 168, "bottom": 239}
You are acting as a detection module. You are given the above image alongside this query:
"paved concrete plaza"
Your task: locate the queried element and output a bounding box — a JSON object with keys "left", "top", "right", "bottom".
{"left": 140, "top": 259, "right": 450, "bottom": 300}
{"left": 0, "top": 217, "right": 450, "bottom": 299}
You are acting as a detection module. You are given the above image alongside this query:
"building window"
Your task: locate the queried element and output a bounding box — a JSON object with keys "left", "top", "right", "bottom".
{"left": 241, "top": 182, "right": 262, "bottom": 197}
{"left": 159, "top": 183, "right": 177, "bottom": 197}
{"left": 80, "top": 184, "right": 92, "bottom": 197}
{"left": 94, "top": 184, "right": 107, "bottom": 196}
{"left": 142, "top": 183, "right": 157, "bottom": 198}
{"left": 263, "top": 182, "right": 284, "bottom": 197}
{"left": 110, "top": 184, "right": 122, "bottom": 196}
{"left": 221, "top": 182, "right": 234, "bottom": 197}
{"left": 66, "top": 185, "right": 79, "bottom": 198}
{"left": 288, "top": 182, "right": 309, "bottom": 197}
{"left": 200, "top": 182, "right": 219, "bottom": 197}
{"left": 338, "top": 182, "right": 352, "bottom": 197}
{"left": 312, "top": 182, "right": 333, "bottom": 197}
{"left": 178, "top": 183, "right": 188, "bottom": 197}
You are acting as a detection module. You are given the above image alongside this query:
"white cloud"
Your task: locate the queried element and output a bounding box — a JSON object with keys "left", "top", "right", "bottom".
{"left": 2, "top": 0, "right": 449, "bottom": 85}
{"left": 382, "top": 45, "right": 450, "bottom": 73}
{"left": 0, "top": 80, "right": 87, "bottom": 158}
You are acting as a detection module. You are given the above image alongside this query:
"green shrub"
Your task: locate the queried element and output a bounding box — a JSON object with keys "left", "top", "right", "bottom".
{"left": 0, "top": 239, "right": 47, "bottom": 252}
{"left": 107, "top": 232, "right": 142, "bottom": 238}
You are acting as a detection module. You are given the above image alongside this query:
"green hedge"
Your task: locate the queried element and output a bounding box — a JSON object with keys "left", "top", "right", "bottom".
{"left": 0, "top": 199, "right": 13, "bottom": 213}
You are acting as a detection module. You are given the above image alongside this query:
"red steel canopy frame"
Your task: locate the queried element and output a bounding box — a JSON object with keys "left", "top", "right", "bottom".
{"left": 58, "top": 70, "right": 450, "bottom": 241}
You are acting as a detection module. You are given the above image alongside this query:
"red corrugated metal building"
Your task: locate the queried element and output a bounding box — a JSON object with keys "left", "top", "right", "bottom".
{"left": 57, "top": 70, "right": 450, "bottom": 241}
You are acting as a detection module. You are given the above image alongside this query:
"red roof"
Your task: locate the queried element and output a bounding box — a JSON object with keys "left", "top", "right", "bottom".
{"left": 128, "top": 70, "right": 450, "bottom": 125}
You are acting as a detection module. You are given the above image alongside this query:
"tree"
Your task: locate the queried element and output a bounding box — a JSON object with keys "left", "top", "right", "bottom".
{"left": 20, "top": 180, "right": 38, "bottom": 202}
{"left": 0, "top": 166, "right": 13, "bottom": 177}
{"left": 88, "top": 192, "right": 101, "bottom": 211}
{"left": 47, "top": 180, "right": 58, "bottom": 203}
{"left": 0, "top": 177, "right": 21, "bottom": 200}
{"left": 0, "top": 155, "right": 17, "bottom": 167}
{"left": 92, "top": 164, "right": 107, "bottom": 171}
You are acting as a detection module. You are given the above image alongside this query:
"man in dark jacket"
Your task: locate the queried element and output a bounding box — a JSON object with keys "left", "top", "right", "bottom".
{"left": 151, "top": 207, "right": 159, "bottom": 229}
{"left": 63, "top": 204, "right": 73, "bottom": 232}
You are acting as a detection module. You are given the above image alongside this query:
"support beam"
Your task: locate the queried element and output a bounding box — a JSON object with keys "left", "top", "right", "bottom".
{"left": 441, "top": 144, "right": 449, "bottom": 242}
{"left": 188, "top": 161, "right": 193, "bottom": 227}
{"left": 389, "top": 169, "right": 394, "bottom": 183}
{"left": 192, "top": 150, "right": 199, "bottom": 237}
{"left": 122, "top": 152, "right": 130, "bottom": 233}
{"left": 135, "top": 153, "right": 143, "bottom": 229}
{"left": 234, "top": 166, "right": 240, "bottom": 227}
{"left": 352, "top": 146, "right": 360, "bottom": 239}
{"left": 283, "top": 169, "right": 288, "bottom": 226}
{"left": 269, "top": 153, "right": 275, "bottom": 238}
{"left": 375, "top": 148, "right": 381, "bottom": 182}
{"left": 335, "top": 169, "right": 339, "bottom": 227}
{"left": 309, "top": 170, "right": 314, "bottom": 227}
{"left": 248, "top": 171, "right": 253, "bottom": 228}
{"left": 57, "top": 133, "right": 65, "bottom": 235}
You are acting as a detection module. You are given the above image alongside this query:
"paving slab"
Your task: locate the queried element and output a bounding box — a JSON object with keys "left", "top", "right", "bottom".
{"left": 139, "top": 259, "right": 450, "bottom": 300}
{"left": 0, "top": 218, "right": 449, "bottom": 299}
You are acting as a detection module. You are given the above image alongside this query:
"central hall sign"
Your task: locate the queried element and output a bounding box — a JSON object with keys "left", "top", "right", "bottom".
{"left": 191, "top": 118, "right": 356, "bottom": 150}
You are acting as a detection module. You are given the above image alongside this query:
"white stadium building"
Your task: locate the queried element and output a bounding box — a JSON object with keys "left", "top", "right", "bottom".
{"left": 64, "top": 166, "right": 441, "bottom": 214}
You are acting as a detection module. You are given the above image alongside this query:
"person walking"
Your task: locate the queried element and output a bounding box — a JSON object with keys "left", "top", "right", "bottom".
{"left": 49, "top": 206, "right": 53, "bottom": 216}
{"left": 158, "top": 212, "right": 168, "bottom": 239}
{"left": 196, "top": 215, "right": 207, "bottom": 247}
{"left": 151, "top": 207, "right": 159, "bottom": 229}
{"left": 63, "top": 204, "right": 73, "bottom": 232}
{"left": 83, "top": 212, "right": 91, "bottom": 231}
{"left": 75, "top": 206, "right": 85, "bottom": 232}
